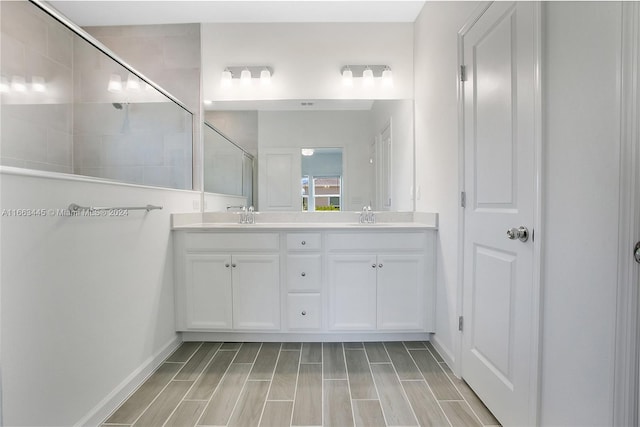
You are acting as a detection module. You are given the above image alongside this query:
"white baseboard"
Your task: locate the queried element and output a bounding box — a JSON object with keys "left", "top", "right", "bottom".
{"left": 431, "top": 335, "right": 456, "bottom": 372}
{"left": 181, "top": 331, "right": 431, "bottom": 343}
{"left": 74, "top": 335, "right": 182, "bottom": 427}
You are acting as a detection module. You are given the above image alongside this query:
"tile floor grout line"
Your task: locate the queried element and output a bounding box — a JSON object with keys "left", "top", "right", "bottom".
{"left": 341, "top": 343, "right": 358, "bottom": 427}
{"left": 193, "top": 341, "right": 262, "bottom": 427}
{"left": 404, "top": 347, "right": 454, "bottom": 427}
{"left": 288, "top": 343, "right": 303, "bottom": 427}
{"left": 362, "top": 343, "right": 389, "bottom": 427}
{"left": 426, "top": 344, "right": 487, "bottom": 426}
{"left": 161, "top": 342, "right": 233, "bottom": 427}
{"left": 256, "top": 342, "right": 283, "bottom": 427}
{"left": 380, "top": 342, "right": 421, "bottom": 427}
{"left": 101, "top": 341, "right": 205, "bottom": 425}
{"left": 129, "top": 342, "right": 212, "bottom": 427}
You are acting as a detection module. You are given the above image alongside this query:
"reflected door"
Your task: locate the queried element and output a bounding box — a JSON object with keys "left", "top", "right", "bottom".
{"left": 461, "top": 2, "right": 538, "bottom": 426}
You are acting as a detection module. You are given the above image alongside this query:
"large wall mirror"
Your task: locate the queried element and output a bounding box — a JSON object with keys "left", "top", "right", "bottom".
{"left": 205, "top": 99, "right": 414, "bottom": 212}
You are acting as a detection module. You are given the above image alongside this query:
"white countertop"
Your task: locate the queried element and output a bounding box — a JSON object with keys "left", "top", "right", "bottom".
{"left": 171, "top": 211, "right": 438, "bottom": 230}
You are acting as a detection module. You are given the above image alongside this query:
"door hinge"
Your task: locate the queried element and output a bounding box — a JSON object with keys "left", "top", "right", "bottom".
{"left": 458, "top": 316, "right": 464, "bottom": 332}
{"left": 460, "top": 191, "right": 466, "bottom": 208}
{"left": 460, "top": 65, "right": 467, "bottom": 82}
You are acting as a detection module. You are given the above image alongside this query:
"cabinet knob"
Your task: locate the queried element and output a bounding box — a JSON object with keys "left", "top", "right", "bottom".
{"left": 301, "top": 240, "right": 306, "bottom": 245}
{"left": 301, "top": 272, "right": 306, "bottom": 277}
{"left": 225, "top": 263, "right": 230, "bottom": 268}
{"left": 378, "top": 264, "right": 383, "bottom": 268}
{"left": 372, "top": 264, "right": 377, "bottom": 268}
{"left": 231, "top": 263, "right": 237, "bottom": 268}
{"left": 301, "top": 310, "right": 307, "bottom": 316}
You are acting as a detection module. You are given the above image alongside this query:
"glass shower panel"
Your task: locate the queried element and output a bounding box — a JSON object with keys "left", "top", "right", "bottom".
{"left": 0, "top": 0, "right": 193, "bottom": 190}
{"left": 203, "top": 123, "right": 244, "bottom": 196}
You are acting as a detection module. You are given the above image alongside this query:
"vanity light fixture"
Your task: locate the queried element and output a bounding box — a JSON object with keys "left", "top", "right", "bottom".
{"left": 342, "top": 66, "right": 353, "bottom": 86}
{"left": 340, "top": 65, "right": 392, "bottom": 87}
{"left": 221, "top": 68, "right": 233, "bottom": 87}
{"left": 221, "top": 66, "right": 274, "bottom": 86}
{"left": 0, "top": 77, "right": 9, "bottom": 93}
{"left": 362, "top": 67, "right": 374, "bottom": 86}
{"left": 11, "top": 75, "right": 27, "bottom": 92}
{"left": 126, "top": 73, "right": 140, "bottom": 91}
{"left": 107, "top": 74, "right": 123, "bottom": 92}
{"left": 240, "top": 68, "right": 252, "bottom": 85}
{"left": 31, "top": 76, "right": 46, "bottom": 92}
{"left": 260, "top": 68, "right": 272, "bottom": 85}
{"left": 301, "top": 148, "right": 315, "bottom": 156}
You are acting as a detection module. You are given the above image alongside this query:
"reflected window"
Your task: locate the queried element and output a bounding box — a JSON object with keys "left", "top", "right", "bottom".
{"left": 301, "top": 148, "right": 342, "bottom": 211}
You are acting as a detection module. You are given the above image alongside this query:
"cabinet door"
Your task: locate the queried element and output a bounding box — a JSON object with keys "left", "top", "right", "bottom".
{"left": 232, "top": 254, "right": 280, "bottom": 330}
{"left": 376, "top": 253, "right": 425, "bottom": 330}
{"left": 184, "top": 253, "right": 232, "bottom": 329}
{"left": 328, "top": 254, "right": 377, "bottom": 330}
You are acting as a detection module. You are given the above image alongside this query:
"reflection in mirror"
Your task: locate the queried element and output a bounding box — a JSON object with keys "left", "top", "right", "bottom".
{"left": 203, "top": 122, "right": 253, "bottom": 205}
{"left": 207, "top": 99, "right": 414, "bottom": 212}
{"left": 301, "top": 148, "right": 343, "bottom": 211}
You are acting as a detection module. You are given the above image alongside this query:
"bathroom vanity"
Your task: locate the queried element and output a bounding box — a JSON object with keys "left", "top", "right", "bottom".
{"left": 172, "top": 212, "right": 437, "bottom": 341}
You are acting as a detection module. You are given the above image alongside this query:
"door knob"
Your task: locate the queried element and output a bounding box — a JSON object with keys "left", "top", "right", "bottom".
{"left": 634, "top": 241, "right": 640, "bottom": 264}
{"left": 507, "top": 226, "right": 529, "bottom": 242}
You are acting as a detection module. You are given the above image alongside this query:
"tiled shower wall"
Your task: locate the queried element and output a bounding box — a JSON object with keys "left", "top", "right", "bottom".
{"left": 0, "top": 1, "right": 198, "bottom": 190}
{"left": 0, "top": 0, "right": 74, "bottom": 173}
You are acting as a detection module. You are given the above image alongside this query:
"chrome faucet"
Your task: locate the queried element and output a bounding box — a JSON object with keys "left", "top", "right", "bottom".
{"left": 359, "top": 205, "right": 375, "bottom": 224}
{"left": 239, "top": 205, "right": 256, "bottom": 224}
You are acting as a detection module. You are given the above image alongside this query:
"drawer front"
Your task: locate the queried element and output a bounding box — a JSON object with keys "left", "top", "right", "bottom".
{"left": 185, "top": 232, "right": 279, "bottom": 251}
{"left": 286, "top": 233, "right": 322, "bottom": 251}
{"left": 287, "top": 293, "right": 322, "bottom": 330}
{"left": 286, "top": 254, "right": 322, "bottom": 291}
{"left": 327, "top": 232, "right": 425, "bottom": 251}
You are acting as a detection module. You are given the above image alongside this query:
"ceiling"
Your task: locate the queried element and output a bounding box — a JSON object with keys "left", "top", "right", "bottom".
{"left": 47, "top": 1, "right": 426, "bottom": 27}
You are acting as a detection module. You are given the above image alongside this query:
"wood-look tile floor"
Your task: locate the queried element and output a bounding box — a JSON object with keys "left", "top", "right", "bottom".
{"left": 103, "top": 341, "right": 501, "bottom": 427}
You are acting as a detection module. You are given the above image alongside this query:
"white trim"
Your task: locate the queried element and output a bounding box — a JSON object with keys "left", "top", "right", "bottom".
{"left": 613, "top": 2, "right": 640, "bottom": 426}
{"left": 455, "top": 0, "right": 493, "bottom": 378}
{"left": 456, "top": 3, "right": 543, "bottom": 426}
{"left": 74, "top": 336, "right": 181, "bottom": 427}
{"left": 181, "top": 331, "right": 431, "bottom": 342}
{"left": 0, "top": 166, "right": 201, "bottom": 196}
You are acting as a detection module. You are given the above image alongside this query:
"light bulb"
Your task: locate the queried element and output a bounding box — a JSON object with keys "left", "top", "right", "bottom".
{"left": 240, "top": 68, "right": 252, "bottom": 85}
{"left": 11, "top": 75, "right": 27, "bottom": 92}
{"left": 107, "top": 74, "right": 122, "bottom": 92}
{"left": 204, "top": 99, "right": 213, "bottom": 105}
{"left": 363, "top": 67, "right": 374, "bottom": 87}
{"left": 342, "top": 68, "right": 353, "bottom": 87}
{"left": 126, "top": 73, "right": 140, "bottom": 91}
{"left": 221, "top": 69, "right": 232, "bottom": 88}
{"left": 1, "top": 77, "right": 11, "bottom": 93}
{"left": 31, "top": 76, "right": 46, "bottom": 92}
{"left": 382, "top": 67, "right": 393, "bottom": 87}
{"left": 260, "top": 68, "right": 271, "bottom": 85}
{"left": 301, "top": 148, "right": 315, "bottom": 156}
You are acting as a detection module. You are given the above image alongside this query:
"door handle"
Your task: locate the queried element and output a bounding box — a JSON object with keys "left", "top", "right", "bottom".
{"left": 507, "top": 226, "right": 529, "bottom": 242}
{"left": 634, "top": 241, "right": 640, "bottom": 264}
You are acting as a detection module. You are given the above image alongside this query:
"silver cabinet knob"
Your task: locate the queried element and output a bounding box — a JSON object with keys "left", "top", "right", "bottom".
{"left": 507, "top": 226, "right": 529, "bottom": 242}
{"left": 301, "top": 272, "right": 306, "bottom": 277}
{"left": 301, "top": 241, "right": 306, "bottom": 245}
{"left": 634, "top": 241, "right": 640, "bottom": 264}
{"left": 301, "top": 310, "right": 307, "bottom": 316}
{"left": 225, "top": 263, "right": 230, "bottom": 268}
{"left": 378, "top": 264, "right": 383, "bottom": 268}
{"left": 231, "top": 263, "right": 237, "bottom": 268}
{"left": 372, "top": 264, "right": 377, "bottom": 268}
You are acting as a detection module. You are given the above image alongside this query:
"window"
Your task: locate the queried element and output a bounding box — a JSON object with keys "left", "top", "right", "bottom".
{"left": 302, "top": 175, "right": 341, "bottom": 211}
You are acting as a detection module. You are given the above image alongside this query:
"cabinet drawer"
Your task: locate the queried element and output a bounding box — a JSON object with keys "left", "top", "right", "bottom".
{"left": 327, "top": 232, "right": 425, "bottom": 251}
{"left": 287, "top": 293, "right": 322, "bottom": 330}
{"left": 287, "top": 254, "right": 322, "bottom": 291}
{"left": 185, "top": 232, "right": 279, "bottom": 251}
{"left": 286, "top": 233, "right": 322, "bottom": 250}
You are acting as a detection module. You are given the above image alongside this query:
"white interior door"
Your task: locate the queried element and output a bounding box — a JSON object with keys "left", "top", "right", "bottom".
{"left": 461, "top": 2, "right": 538, "bottom": 426}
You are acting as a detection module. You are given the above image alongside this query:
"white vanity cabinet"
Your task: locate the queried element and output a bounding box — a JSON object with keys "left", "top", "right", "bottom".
{"left": 327, "top": 232, "right": 434, "bottom": 332}
{"left": 174, "top": 232, "right": 280, "bottom": 331}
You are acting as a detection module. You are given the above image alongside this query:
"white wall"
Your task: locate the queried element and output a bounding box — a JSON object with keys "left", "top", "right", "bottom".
{"left": 540, "top": 2, "right": 622, "bottom": 425}
{"left": 201, "top": 23, "right": 414, "bottom": 101}
{"left": 205, "top": 110, "right": 258, "bottom": 156}
{"left": 413, "top": 1, "right": 478, "bottom": 366}
{"left": 370, "top": 99, "right": 415, "bottom": 211}
{"left": 0, "top": 170, "right": 200, "bottom": 425}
